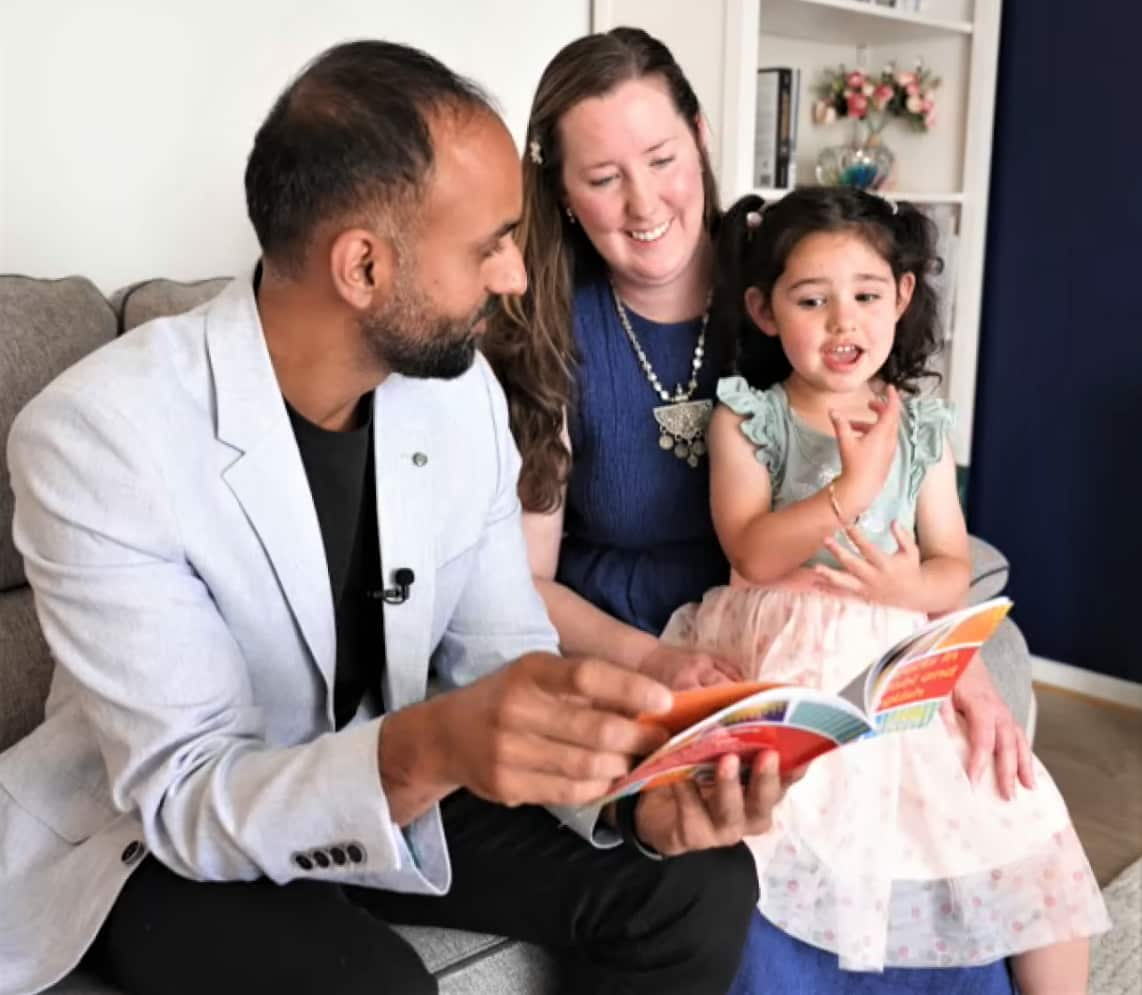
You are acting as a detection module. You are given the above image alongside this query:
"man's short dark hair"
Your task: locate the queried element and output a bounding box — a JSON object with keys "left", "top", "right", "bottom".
{"left": 245, "top": 40, "right": 494, "bottom": 275}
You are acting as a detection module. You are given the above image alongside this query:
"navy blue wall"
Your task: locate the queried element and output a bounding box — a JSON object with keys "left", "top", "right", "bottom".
{"left": 969, "top": 3, "right": 1142, "bottom": 680}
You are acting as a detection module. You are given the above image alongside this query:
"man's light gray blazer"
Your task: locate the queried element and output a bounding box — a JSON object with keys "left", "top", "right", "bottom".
{"left": 0, "top": 276, "right": 600, "bottom": 995}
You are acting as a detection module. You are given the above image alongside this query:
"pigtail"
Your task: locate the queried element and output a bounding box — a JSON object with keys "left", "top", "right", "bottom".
{"left": 710, "top": 194, "right": 791, "bottom": 389}
{"left": 877, "top": 200, "right": 943, "bottom": 392}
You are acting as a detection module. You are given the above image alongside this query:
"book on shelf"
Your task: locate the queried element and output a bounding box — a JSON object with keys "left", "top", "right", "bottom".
{"left": 755, "top": 67, "right": 800, "bottom": 190}
{"left": 595, "top": 597, "right": 1012, "bottom": 804}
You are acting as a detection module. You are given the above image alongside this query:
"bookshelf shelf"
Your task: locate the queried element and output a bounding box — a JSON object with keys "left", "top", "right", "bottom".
{"left": 754, "top": 187, "right": 967, "bottom": 204}
{"left": 763, "top": 0, "right": 974, "bottom": 45}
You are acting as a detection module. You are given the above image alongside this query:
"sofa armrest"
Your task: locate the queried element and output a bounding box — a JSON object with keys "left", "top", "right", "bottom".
{"left": 968, "top": 536, "right": 1009, "bottom": 604}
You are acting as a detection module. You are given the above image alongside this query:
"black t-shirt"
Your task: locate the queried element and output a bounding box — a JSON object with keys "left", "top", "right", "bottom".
{"left": 286, "top": 394, "right": 385, "bottom": 728}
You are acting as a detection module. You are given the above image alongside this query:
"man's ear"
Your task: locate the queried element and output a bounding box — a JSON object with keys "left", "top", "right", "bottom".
{"left": 745, "top": 286, "right": 780, "bottom": 338}
{"left": 329, "top": 227, "right": 398, "bottom": 311}
{"left": 895, "top": 270, "right": 916, "bottom": 319}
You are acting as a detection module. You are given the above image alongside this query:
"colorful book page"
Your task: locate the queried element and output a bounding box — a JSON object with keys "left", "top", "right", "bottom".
{"left": 601, "top": 720, "right": 841, "bottom": 803}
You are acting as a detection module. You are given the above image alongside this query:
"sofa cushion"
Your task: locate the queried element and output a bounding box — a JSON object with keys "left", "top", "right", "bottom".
{"left": 112, "top": 276, "right": 229, "bottom": 334}
{"left": 0, "top": 275, "right": 116, "bottom": 591}
{"left": 968, "top": 535, "right": 1009, "bottom": 604}
{"left": 0, "top": 587, "right": 53, "bottom": 751}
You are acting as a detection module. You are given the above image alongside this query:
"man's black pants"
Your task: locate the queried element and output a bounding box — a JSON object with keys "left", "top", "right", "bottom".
{"left": 87, "top": 791, "right": 758, "bottom": 995}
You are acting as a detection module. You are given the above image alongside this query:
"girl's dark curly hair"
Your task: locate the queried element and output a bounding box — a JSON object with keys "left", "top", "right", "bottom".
{"left": 711, "top": 186, "right": 944, "bottom": 394}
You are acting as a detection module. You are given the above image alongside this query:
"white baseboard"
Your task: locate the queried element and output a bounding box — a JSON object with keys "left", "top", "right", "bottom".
{"left": 1030, "top": 655, "right": 1142, "bottom": 710}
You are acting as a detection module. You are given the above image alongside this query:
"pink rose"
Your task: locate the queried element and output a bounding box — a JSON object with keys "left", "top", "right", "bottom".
{"left": 924, "top": 110, "right": 937, "bottom": 128}
{"left": 907, "top": 82, "right": 920, "bottom": 97}
{"left": 896, "top": 70, "right": 917, "bottom": 87}
{"left": 922, "top": 97, "right": 935, "bottom": 113}
{"left": 846, "top": 71, "right": 866, "bottom": 89}
{"left": 847, "top": 92, "right": 869, "bottom": 118}
{"left": 873, "top": 84, "right": 894, "bottom": 110}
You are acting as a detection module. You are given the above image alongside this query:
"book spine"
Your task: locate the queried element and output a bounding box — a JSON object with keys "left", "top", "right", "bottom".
{"left": 776, "top": 69, "right": 792, "bottom": 189}
{"left": 754, "top": 69, "right": 780, "bottom": 188}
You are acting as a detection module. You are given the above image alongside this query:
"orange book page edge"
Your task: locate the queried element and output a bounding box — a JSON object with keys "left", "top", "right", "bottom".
{"left": 637, "top": 682, "right": 786, "bottom": 736}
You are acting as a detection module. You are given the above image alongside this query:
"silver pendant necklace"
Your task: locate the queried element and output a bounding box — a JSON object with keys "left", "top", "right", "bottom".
{"left": 610, "top": 282, "right": 713, "bottom": 468}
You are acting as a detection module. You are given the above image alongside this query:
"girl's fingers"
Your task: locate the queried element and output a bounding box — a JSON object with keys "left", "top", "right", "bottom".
{"left": 822, "top": 536, "right": 877, "bottom": 581}
{"left": 842, "top": 526, "right": 886, "bottom": 567}
{"left": 813, "top": 564, "right": 863, "bottom": 593}
{"left": 889, "top": 520, "right": 920, "bottom": 558}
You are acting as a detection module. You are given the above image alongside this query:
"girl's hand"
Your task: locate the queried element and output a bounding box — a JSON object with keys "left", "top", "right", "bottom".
{"left": 815, "top": 521, "right": 927, "bottom": 611}
{"left": 832, "top": 386, "right": 901, "bottom": 518}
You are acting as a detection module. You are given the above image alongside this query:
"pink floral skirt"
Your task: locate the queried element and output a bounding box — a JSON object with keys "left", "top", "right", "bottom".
{"left": 662, "top": 583, "right": 1110, "bottom": 970}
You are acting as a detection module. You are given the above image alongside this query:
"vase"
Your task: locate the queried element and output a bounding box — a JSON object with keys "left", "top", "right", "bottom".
{"left": 815, "top": 116, "right": 895, "bottom": 191}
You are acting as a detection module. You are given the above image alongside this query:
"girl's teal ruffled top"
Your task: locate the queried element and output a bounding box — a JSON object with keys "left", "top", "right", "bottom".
{"left": 716, "top": 376, "right": 954, "bottom": 569}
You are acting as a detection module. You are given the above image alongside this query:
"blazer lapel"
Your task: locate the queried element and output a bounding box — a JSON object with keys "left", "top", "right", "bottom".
{"left": 374, "top": 376, "right": 435, "bottom": 713}
{"left": 205, "top": 278, "right": 336, "bottom": 705}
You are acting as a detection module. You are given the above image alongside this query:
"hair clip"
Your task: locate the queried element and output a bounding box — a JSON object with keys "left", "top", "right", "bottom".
{"left": 528, "top": 138, "right": 544, "bottom": 166}
{"left": 746, "top": 210, "right": 763, "bottom": 229}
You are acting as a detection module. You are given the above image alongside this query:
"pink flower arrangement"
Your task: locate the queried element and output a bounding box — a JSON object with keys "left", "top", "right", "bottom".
{"left": 812, "top": 63, "right": 941, "bottom": 132}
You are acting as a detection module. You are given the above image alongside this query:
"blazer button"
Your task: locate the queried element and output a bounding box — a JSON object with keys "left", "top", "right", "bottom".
{"left": 330, "top": 846, "right": 347, "bottom": 866}
{"left": 346, "top": 842, "right": 366, "bottom": 864}
{"left": 312, "top": 849, "right": 331, "bottom": 869}
{"left": 412, "top": 452, "right": 428, "bottom": 467}
{"left": 292, "top": 853, "right": 314, "bottom": 872}
{"left": 121, "top": 841, "right": 145, "bottom": 866}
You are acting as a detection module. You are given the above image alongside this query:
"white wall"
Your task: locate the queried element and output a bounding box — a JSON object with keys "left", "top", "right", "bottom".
{"left": 0, "top": 1, "right": 589, "bottom": 291}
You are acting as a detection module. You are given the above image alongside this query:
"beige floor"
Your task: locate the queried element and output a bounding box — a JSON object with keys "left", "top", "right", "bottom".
{"left": 1032, "top": 684, "right": 1142, "bottom": 887}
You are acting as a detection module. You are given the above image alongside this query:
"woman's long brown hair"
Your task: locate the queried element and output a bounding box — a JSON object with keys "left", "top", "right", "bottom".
{"left": 483, "top": 27, "right": 720, "bottom": 513}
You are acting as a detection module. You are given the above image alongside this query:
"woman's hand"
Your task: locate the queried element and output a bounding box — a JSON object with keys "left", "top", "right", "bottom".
{"left": 638, "top": 642, "right": 740, "bottom": 690}
{"left": 944, "top": 655, "right": 1036, "bottom": 800}
{"left": 814, "top": 521, "right": 928, "bottom": 610}
{"left": 832, "top": 386, "right": 901, "bottom": 520}
{"left": 634, "top": 751, "right": 805, "bottom": 856}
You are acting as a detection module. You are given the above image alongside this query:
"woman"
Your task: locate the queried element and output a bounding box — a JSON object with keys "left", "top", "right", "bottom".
{"left": 487, "top": 26, "right": 1029, "bottom": 993}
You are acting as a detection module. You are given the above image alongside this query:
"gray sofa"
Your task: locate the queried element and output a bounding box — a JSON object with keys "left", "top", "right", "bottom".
{"left": 0, "top": 273, "right": 1033, "bottom": 995}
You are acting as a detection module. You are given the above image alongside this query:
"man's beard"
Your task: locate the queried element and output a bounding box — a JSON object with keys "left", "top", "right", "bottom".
{"left": 362, "top": 277, "right": 496, "bottom": 381}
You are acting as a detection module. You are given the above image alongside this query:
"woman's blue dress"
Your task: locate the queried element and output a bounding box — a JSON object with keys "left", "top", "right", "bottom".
{"left": 558, "top": 279, "right": 1015, "bottom": 994}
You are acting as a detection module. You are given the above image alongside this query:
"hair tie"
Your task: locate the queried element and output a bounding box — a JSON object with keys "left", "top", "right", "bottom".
{"left": 746, "top": 210, "right": 763, "bottom": 230}
{"left": 528, "top": 138, "right": 543, "bottom": 166}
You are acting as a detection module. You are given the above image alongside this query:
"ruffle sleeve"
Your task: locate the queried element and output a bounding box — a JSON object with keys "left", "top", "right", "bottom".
{"left": 904, "top": 395, "right": 955, "bottom": 501}
{"left": 715, "top": 376, "right": 789, "bottom": 489}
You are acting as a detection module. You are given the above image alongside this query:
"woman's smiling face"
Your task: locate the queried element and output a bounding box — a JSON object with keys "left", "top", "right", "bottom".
{"left": 558, "top": 76, "right": 708, "bottom": 294}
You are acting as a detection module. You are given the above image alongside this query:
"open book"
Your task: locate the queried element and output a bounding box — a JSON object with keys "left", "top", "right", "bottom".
{"left": 598, "top": 597, "right": 1013, "bottom": 804}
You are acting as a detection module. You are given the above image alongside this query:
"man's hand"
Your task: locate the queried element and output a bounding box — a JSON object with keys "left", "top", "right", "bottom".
{"left": 638, "top": 642, "right": 740, "bottom": 690}
{"left": 633, "top": 751, "right": 805, "bottom": 856}
{"left": 944, "top": 654, "right": 1035, "bottom": 800}
{"left": 379, "top": 652, "right": 673, "bottom": 824}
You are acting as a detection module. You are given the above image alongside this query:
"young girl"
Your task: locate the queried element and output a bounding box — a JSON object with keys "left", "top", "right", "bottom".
{"left": 663, "top": 188, "right": 1109, "bottom": 991}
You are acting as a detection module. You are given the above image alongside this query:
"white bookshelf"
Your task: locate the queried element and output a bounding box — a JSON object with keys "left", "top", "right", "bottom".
{"left": 591, "top": 0, "right": 1003, "bottom": 467}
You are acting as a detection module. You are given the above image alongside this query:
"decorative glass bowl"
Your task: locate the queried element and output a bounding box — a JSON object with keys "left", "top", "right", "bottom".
{"left": 815, "top": 142, "right": 895, "bottom": 191}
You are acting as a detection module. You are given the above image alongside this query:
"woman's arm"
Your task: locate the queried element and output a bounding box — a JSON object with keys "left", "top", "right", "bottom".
{"left": 521, "top": 412, "right": 657, "bottom": 668}
{"left": 522, "top": 502, "right": 657, "bottom": 668}
{"left": 522, "top": 415, "right": 731, "bottom": 687}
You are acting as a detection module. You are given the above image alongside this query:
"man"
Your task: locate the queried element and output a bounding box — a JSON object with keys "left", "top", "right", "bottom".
{"left": 0, "top": 41, "right": 785, "bottom": 995}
